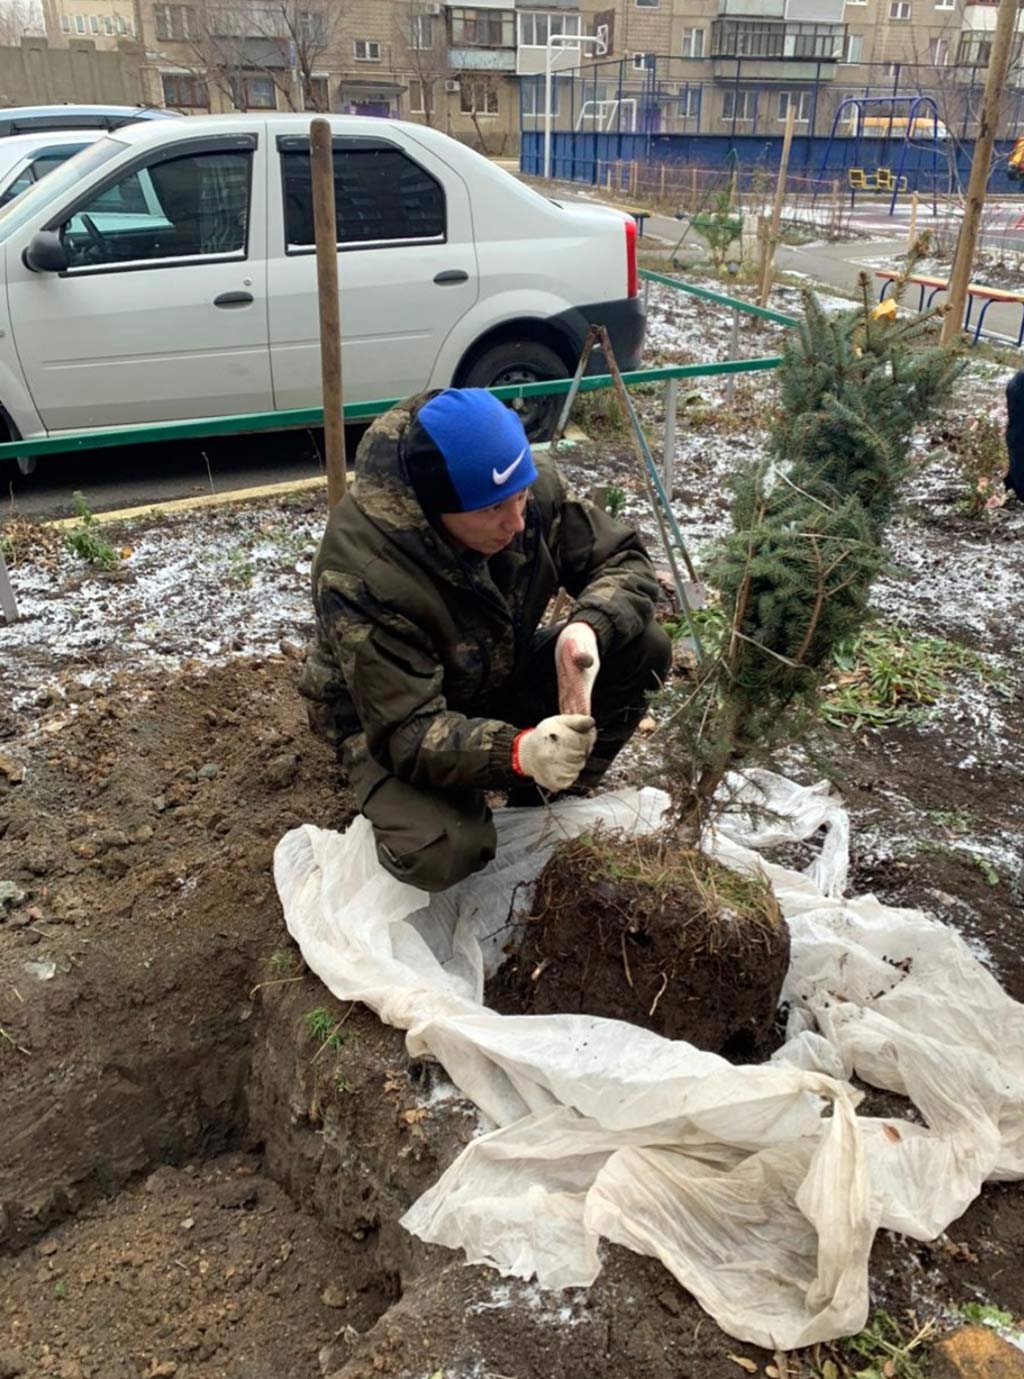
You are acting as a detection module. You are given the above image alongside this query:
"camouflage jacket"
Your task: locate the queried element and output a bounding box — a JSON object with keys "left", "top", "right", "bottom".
{"left": 299, "top": 398, "right": 660, "bottom": 804}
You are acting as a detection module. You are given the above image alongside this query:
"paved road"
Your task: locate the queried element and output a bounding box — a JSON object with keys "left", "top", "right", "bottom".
{"left": 635, "top": 204, "right": 1024, "bottom": 347}
{"left": 2, "top": 425, "right": 371, "bottom": 521}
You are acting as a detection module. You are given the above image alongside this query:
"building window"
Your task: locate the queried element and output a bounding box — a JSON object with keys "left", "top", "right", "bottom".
{"left": 410, "top": 14, "right": 432, "bottom": 49}
{"left": 104, "top": 16, "right": 114, "bottom": 33}
{"left": 928, "top": 37, "right": 950, "bottom": 66}
{"left": 460, "top": 79, "right": 498, "bottom": 115}
{"left": 409, "top": 79, "right": 434, "bottom": 114}
{"left": 297, "top": 10, "right": 327, "bottom": 45}
{"left": 154, "top": 5, "right": 195, "bottom": 42}
{"left": 889, "top": 1, "right": 911, "bottom": 18}
{"left": 518, "top": 12, "right": 581, "bottom": 48}
{"left": 117, "top": 15, "right": 129, "bottom": 33}
{"left": 778, "top": 90, "right": 811, "bottom": 122}
{"left": 712, "top": 19, "right": 783, "bottom": 58}
{"left": 450, "top": 8, "right": 516, "bottom": 48}
{"left": 722, "top": 88, "right": 756, "bottom": 123}
{"left": 681, "top": 27, "right": 704, "bottom": 59}
{"left": 842, "top": 32, "right": 863, "bottom": 63}
{"left": 74, "top": 14, "right": 85, "bottom": 31}
{"left": 631, "top": 51, "right": 655, "bottom": 71}
{"left": 845, "top": 0, "right": 866, "bottom": 5}
{"left": 354, "top": 39, "right": 381, "bottom": 61}
{"left": 679, "top": 86, "right": 700, "bottom": 120}
{"left": 956, "top": 33, "right": 990, "bottom": 65}
{"left": 306, "top": 75, "right": 329, "bottom": 110}
{"left": 282, "top": 145, "right": 445, "bottom": 248}
{"left": 521, "top": 76, "right": 560, "bottom": 118}
{"left": 60, "top": 15, "right": 70, "bottom": 31}
{"left": 161, "top": 73, "right": 209, "bottom": 107}
{"left": 636, "top": 0, "right": 659, "bottom": 7}
{"left": 935, "top": 0, "right": 954, "bottom": 7}
{"left": 88, "top": 15, "right": 98, "bottom": 32}
{"left": 790, "top": 23, "right": 844, "bottom": 59}
{"left": 245, "top": 77, "right": 277, "bottom": 108}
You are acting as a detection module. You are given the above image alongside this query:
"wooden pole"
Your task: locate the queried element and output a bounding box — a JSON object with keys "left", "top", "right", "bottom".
{"left": 830, "top": 177, "right": 840, "bottom": 240}
{"left": 691, "top": 164, "right": 698, "bottom": 209}
{"left": 906, "top": 189, "right": 919, "bottom": 256}
{"left": 0, "top": 548, "right": 18, "bottom": 624}
{"left": 941, "top": 0, "right": 1019, "bottom": 344}
{"left": 659, "top": 162, "right": 666, "bottom": 202}
{"left": 759, "top": 104, "right": 796, "bottom": 306}
{"left": 310, "top": 117, "right": 347, "bottom": 508}
{"left": 756, "top": 214, "right": 771, "bottom": 300}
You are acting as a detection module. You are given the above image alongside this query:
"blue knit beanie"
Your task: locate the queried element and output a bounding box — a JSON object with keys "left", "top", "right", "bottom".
{"left": 411, "top": 389, "right": 538, "bottom": 514}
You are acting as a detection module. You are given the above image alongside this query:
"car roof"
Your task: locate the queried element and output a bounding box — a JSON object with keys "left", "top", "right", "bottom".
{"left": 0, "top": 105, "right": 183, "bottom": 137}
{"left": 0, "top": 128, "right": 104, "bottom": 180}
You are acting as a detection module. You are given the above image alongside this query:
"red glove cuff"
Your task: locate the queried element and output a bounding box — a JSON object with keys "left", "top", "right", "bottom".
{"left": 511, "top": 729, "right": 533, "bottom": 777}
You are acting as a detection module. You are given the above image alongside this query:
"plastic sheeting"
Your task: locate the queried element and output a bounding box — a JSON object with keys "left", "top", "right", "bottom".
{"left": 274, "top": 771, "right": 1024, "bottom": 1350}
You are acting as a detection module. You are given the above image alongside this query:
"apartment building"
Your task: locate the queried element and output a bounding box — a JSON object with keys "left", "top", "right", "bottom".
{"left": 41, "top": 0, "right": 137, "bottom": 48}
{"left": 115, "top": 1, "right": 1021, "bottom": 149}
{"left": 134, "top": 2, "right": 594, "bottom": 151}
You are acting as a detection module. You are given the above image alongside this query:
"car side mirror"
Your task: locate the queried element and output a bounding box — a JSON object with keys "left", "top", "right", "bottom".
{"left": 23, "top": 230, "right": 68, "bottom": 273}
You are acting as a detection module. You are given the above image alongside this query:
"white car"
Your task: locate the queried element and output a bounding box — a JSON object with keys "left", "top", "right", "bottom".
{"left": 0, "top": 113, "right": 644, "bottom": 475}
{"left": 0, "top": 129, "right": 104, "bottom": 210}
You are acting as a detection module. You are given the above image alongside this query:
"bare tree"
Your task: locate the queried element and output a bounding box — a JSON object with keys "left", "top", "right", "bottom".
{"left": 0, "top": 0, "right": 44, "bottom": 46}
{"left": 459, "top": 70, "right": 505, "bottom": 156}
{"left": 175, "top": 1, "right": 342, "bottom": 112}
{"left": 394, "top": 0, "right": 448, "bottom": 129}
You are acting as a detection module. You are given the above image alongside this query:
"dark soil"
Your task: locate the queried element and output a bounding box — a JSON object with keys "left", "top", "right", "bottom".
{"left": 1, "top": 467, "right": 1023, "bottom": 1373}
{"left": 488, "top": 836, "right": 790, "bottom": 1058}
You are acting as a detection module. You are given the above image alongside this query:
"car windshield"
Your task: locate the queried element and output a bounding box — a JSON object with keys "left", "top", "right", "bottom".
{"left": 0, "top": 135, "right": 126, "bottom": 244}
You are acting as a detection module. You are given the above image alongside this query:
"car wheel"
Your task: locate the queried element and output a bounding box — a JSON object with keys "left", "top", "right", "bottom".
{"left": 16, "top": 455, "right": 36, "bottom": 476}
{"left": 463, "top": 341, "right": 569, "bottom": 443}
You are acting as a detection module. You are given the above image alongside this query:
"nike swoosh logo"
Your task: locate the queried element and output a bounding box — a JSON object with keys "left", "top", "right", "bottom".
{"left": 492, "top": 448, "right": 525, "bottom": 486}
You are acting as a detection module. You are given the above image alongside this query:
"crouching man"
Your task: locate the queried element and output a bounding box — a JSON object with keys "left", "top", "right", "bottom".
{"left": 300, "top": 388, "right": 670, "bottom": 893}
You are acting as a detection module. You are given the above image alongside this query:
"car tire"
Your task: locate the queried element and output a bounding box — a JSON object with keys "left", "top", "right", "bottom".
{"left": 462, "top": 340, "right": 569, "bottom": 443}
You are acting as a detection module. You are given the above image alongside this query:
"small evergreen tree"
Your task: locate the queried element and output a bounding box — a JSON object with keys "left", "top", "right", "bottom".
{"left": 661, "top": 286, "right": 961, "bottom": 832}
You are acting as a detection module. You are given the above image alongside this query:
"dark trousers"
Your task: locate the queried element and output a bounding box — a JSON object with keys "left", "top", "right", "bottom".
{"left": 362, "top": 619, "right": 672, "bottom": 893}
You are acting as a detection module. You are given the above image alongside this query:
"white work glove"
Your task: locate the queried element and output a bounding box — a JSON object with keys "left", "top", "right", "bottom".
{"left": 513, "top": 715, "right": 596, "bottom": 793}
{"left": 555, "top": 620, "right": 600, "bottom": 716}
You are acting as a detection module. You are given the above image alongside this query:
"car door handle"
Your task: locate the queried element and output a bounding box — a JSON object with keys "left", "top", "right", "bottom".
{"left": 213, "top": 291, "right": 254, "bottom": 307}
{"left": 433, "top": 270, "right": 469, "bottom": 285}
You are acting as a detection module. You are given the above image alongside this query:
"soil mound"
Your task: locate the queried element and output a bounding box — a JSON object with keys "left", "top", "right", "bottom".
{"left": 488, "top": 834, "right": 790, "bottom": 1057}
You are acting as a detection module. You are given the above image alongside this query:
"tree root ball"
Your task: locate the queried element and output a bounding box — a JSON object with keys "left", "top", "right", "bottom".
{"left": 487, "top": 834, "right": 791, "bottom": 1058}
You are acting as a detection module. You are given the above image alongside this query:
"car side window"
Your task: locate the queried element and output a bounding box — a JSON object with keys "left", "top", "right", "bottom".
{"left": 281, "top": 144, "right": 444, "bottom": 250}
{"left": 61, "top": 148, "right": 252, "bottom": 270}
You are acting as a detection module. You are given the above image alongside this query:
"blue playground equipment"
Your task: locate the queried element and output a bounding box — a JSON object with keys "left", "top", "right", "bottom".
{"left": 817, "top": 94, "right": 946, "bottom": 215}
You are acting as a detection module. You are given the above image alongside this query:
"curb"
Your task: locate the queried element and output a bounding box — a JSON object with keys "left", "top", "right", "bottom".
{"left": 43, "top": 426, "right": 589, "bottom": 530}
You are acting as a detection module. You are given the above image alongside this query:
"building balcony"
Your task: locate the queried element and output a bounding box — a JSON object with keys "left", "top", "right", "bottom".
{"left": 710, "top": 17, "right": 843, "bottom": 78}
{"left": 449, "top": 46, "right": 516, "bottom": 71}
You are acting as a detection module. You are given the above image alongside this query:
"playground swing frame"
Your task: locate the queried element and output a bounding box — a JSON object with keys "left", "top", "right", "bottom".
{"left": 817, "top": 94, "right": 945, "bottom": 216}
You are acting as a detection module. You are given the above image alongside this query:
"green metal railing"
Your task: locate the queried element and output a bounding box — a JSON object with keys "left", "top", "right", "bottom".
{"left": 0, "top": 359, "right": 783, "bottom": 464}
{"left": 0, "top": 273, "right": 794, "bottom": 465}
{"left": 639, "top": 268, "right": 800, "bottom": 329}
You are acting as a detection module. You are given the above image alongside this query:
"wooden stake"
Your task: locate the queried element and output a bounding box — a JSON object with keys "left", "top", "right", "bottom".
{"left": 830, "top": 177, "right": 839, "bottom": 239}
{"left": 941, "top": 0, "right": 1019, "bottom": 344}
{"left": 759, "top": 104, "right": 796, "bottom": 306}
{"left": 659, "top": 163, "right": 666, "bottom": 202}
{"left": 691, "top": 164, "right": 698, "bottom": 208}
{"left": 907, "top": 189, "right": 919, "bottom": 255}
{"left": 0, "top": 548, "right": 18, "bottom": 624}
{"left": 756, "top": 214, "right": 771, "bottom": 300}
{"left": 630, "top": 159, "right": 638, "bottom": 198}
{"left": 310, "top": 117, "right": 347, "bottom": 509}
